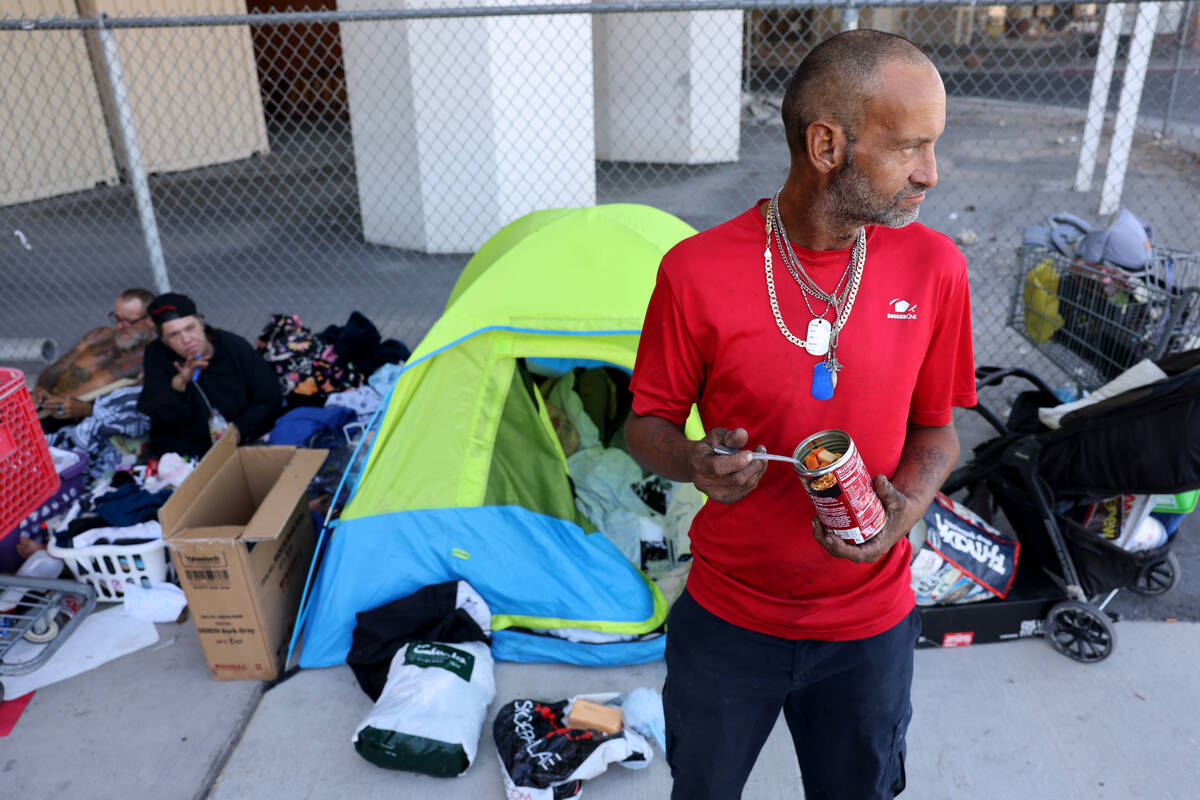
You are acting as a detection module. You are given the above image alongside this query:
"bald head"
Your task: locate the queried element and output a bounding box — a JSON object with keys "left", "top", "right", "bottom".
{"left": 782, "top": 30, "right": 934, "bottom": 157}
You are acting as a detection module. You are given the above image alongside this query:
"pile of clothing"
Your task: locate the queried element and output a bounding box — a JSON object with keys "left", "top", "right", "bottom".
{"left": 255, "top": 311, "right": 410, "bottom": 407}
{"left": 47, "top": 456, "right": 197, "bottom": 552}
{"left": 13, "top": 311, "right": 410, "bottom": 577}
{"left": 261, "top": 348, "right": 407, "bottom": 519}
{"left": 47, "top": 386, "right": 150, "bottom": 484}
{"left": 537, "top": 366, "right": 702, "bottom": 602}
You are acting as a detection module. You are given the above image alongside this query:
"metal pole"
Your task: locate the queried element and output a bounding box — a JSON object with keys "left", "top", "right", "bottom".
{"left": 1161, "top": 0, "right": 1195, "bottom": 137}
{"left": 1074, "top": 2, "right": 1125, "bottom": 192}
{"left": 960, "top": 3, "right": 976, "bottom": 48}
{"left": 95, "top": 14, "right": 171, "bottom": 294}
{"left": 0, "top": 338, "right": 59, "bottom": 362}
{"left": 1099, "top": 2, "right": 1161, "bottom": 215}
{"left": 841, "top": 7, "right": 860, "bottom": 30}
{"left": 742, "top": 7, "right": 753, "bottom": 94}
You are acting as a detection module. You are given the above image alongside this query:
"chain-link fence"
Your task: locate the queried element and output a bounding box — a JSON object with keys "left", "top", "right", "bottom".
{"left": 2, "top": 2, "right": 1198, "bottom": 404}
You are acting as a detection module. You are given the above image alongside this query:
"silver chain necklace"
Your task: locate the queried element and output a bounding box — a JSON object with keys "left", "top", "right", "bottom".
{"left": 769, "top": 189, "right": 855, "bottom": 321}
{"left": 763, "top": 196, "right": 866, "bottom": 378}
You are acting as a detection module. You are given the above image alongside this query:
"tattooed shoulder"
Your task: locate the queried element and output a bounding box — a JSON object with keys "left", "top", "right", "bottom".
{"left": 55, "top": 365, "right": 95, "bottom": 394}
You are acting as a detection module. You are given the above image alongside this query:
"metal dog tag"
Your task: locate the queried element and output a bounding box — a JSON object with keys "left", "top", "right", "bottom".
{"left": 804, "top": 318, "right": 831, "bottom": 357}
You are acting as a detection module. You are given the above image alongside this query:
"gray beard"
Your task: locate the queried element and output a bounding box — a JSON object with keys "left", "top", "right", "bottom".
{"left": 115, "top": 328, "right": 151, "bottom": 350}
{"left": 820, "top": 155, "right": 922, "bottom": 230}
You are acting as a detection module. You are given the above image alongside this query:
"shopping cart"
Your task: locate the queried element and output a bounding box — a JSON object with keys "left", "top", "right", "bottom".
{"left": 1010, "top": 243, "right": 1200, "bottom": 391}
{"left": 0, "top": 575, "right": 98, "bottom": 701}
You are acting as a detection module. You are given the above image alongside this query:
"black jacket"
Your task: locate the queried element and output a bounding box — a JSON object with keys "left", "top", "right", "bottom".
{"left": 138, "top": 327, "right": 282, "bottom": 458}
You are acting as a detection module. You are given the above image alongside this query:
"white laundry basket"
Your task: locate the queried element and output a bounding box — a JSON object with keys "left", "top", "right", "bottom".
{"left": 48, "top": 537, "right": 170, "bottom": 602}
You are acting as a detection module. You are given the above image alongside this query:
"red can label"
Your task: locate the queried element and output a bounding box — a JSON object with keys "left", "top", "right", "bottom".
{"left": 794, "top": 430, "right": 886, "bottom": 545}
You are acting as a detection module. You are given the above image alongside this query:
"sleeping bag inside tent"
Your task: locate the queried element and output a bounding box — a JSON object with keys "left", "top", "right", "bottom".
{"left": 295, "top": 204, "right": 706, "bottom": 668}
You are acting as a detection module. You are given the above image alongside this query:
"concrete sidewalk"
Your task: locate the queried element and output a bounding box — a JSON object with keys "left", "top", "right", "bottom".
{"left": 209, "top": 622, "right": 1200, "bottom": 800}
{"left": 1, "top": 608, "right": 263, "bottom": 800}
{"left": 5, "top": 614, "right": 1199, "bottom": 798}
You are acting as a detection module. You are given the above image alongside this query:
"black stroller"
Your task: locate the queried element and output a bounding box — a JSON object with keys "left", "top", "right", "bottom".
{"left": 931, "top": 348, "right": 1200, "bottom": 663}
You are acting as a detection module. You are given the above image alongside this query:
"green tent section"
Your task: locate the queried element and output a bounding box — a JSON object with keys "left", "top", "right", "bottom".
{"left": 297, "top": 204, "right": 706, "bottom": 668}
{"left": 346, "top": 203, "right": 704, "bottom": 523}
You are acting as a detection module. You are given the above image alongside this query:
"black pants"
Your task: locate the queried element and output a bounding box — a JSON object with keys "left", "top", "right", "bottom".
{"left": 663, "top": 591, "right": 920, "bottom": 800}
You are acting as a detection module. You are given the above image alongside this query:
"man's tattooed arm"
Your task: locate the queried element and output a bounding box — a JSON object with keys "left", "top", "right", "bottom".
{"left": 890, "top": 420, "right": 959, "bottom": 530}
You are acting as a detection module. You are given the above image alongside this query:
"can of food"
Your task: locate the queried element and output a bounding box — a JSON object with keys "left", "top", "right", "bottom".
{"left": 793, "top": 429, "right": 886, "bottom": 545}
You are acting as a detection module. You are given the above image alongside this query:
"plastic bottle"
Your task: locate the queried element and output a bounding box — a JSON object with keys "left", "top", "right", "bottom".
{"left": 208, "top": 408, "right": 230, "bottom": 443}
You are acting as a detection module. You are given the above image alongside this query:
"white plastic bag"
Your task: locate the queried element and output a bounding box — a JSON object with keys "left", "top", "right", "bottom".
{"left": 352, "top": 639, "right": 496, "bottom": 777}
{"left": 621, "top": 687, "right": 666, "bottom": 753}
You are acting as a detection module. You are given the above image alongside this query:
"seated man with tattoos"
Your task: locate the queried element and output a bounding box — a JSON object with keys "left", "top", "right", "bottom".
{"left": 32, "top": 288, "right": 156, "bottom": 429}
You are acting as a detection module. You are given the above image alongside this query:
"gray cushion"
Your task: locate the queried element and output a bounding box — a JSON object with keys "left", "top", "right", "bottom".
{"left": 1078, "top": 207, "right": 1153, "bottom": 271}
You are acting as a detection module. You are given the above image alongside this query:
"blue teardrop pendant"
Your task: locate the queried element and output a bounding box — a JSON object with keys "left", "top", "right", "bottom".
{"left": 811, "top": 361, "right": 835, "bottom": 401}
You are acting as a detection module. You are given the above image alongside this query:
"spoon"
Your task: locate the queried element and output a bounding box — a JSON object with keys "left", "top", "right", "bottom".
{"left": 710, "top": 442, "right": 802, "bottom": 466}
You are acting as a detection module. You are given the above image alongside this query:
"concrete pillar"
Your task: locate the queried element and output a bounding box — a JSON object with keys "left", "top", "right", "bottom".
{"left": 594, "top": 10, "right": 742, "bottom": 164}
{"left": 861, "top": 9, "right": 905, "bottom": 35}
{"left": 341, "top": 0, "right": 596, "bottom": 253}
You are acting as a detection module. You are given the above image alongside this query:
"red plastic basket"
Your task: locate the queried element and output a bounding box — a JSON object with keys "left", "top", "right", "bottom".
{"left": 0, "top": 367, "right": 60, "bottom": 538}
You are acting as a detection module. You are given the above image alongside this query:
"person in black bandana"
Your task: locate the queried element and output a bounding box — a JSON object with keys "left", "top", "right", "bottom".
{"left": 138, "top": 292, "right": 282, "bottom": 458}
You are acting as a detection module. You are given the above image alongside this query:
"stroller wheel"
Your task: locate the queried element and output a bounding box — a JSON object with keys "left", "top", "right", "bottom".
{"left": 1046, "top": 600, "right": 1115, "bottom": 663}
{"left": 1130, "top": 552, "right": 1180, "bottom": 596}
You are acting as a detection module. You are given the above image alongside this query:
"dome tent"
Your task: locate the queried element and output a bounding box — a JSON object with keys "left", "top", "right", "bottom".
{"left": 292, "top": 204, "right": 703, "bottom": 668}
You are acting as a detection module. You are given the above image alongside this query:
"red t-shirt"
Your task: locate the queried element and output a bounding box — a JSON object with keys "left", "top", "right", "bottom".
{"left": 631, "top": 203, "right": 977, "bottom": 640}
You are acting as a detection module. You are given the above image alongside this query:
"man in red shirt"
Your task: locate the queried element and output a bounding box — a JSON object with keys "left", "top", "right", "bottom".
{"left": 626, "top": 30, "right": 976, "bottom": 799}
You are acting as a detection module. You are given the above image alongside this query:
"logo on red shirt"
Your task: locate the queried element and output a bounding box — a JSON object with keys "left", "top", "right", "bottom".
{"left": 887, "top": 298, "right": 919, "bottom": 320}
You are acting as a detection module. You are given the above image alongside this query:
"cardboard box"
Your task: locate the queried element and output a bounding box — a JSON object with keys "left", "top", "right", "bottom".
{"left": 160, "top": 433, "right": 326, "bottom": 680}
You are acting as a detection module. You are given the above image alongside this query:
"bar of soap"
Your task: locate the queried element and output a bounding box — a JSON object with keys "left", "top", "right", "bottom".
{"left": 566, "top": 699, "right": 623, "bottom": 734}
